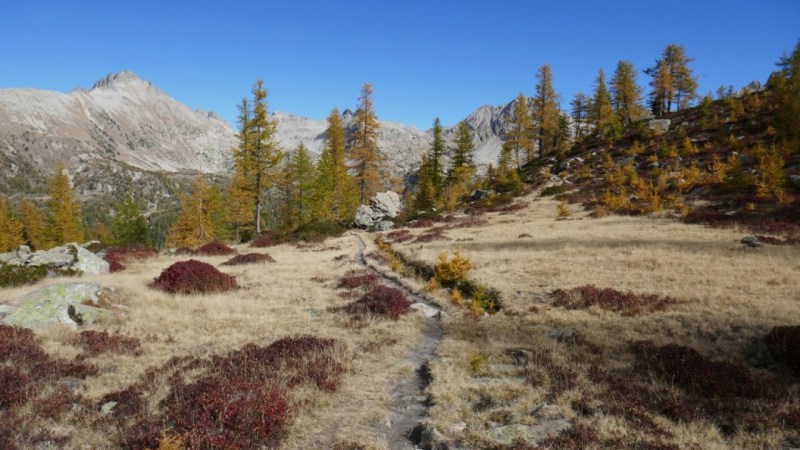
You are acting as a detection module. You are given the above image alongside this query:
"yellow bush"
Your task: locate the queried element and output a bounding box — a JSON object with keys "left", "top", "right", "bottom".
{"left": 557, "top": 200, "right": 571, "bottom": 218}
{"left": 755, "top": 145, "right": 786, "bottom": 199}
{"left": 434, "top": 249, "right": 471, "bottom": 286}
{"left": 469, "top": 353, "right": 486, "bottom": 374}
{"left": 424, "top": 277, "right": 440, "bottom": 293}
{"left": 451, "top": 288, "right": 464, "bottom": 306}
{"left": 469, "top": 299, "right": 485, "bottom": 317}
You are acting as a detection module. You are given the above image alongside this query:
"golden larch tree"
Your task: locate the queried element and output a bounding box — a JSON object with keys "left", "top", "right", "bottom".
{"left": 46, "top": 162, "right": 84, "bottom": 245}
{"left": 348, "top": 83, "right": 384, "bottom": 203}
{"left": 166, "top": 176, "right": 215, "bottom": 248}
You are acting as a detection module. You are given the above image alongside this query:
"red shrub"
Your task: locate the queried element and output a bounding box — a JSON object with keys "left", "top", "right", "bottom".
{"left": 407, "top": 219, "right": 434, "bottom": 229}
{"left": 251, "top": 235, "right": 278, "bottom": 248}
{"left": 221, "top": 253, "right": 275, "bottom": 266}
{"left": 170, "top": 380, "right": 289, "bottom": 449}
{"left": 100, "top": 386, "right": 146, "bottom": 419}
{"left": 632, "top": 341, "right": 778, "bottom": 400}
{"left": 150, "top": 260, "right": 238, "bottom": 294}
{"left": 765, "top": 326, "right": 800, "bottom": 373}
{"left": 0, "top": 366, "right": 32, "bottom": 408}
{"left": 73, "top": 330, "right": 142, "bottom": 357}
{"left": 412, "top": 228, "right": 450, "bottom": 243}
{"left": 108, "top": 260, "right": 126, "bottom": 272}
{"left": 339, "top": 285, "right": 412, "bottom": 320}
{"left": 552, "top": 285, "right": 676, "bottom": 316}
{"left": 34, "top": 385, "right": 77, "bottom": 420}
{"left": 104, "top": 246, "right": 159, "bottom": 273}
{"left": 337, "top": 270, "right": 380, "bottom": 290}
{"left": 194, "top": 241, "right": 236, "bottom": 256}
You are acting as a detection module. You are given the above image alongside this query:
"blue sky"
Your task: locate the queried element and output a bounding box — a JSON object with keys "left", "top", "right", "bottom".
{"left": 2, "top": 0, "right": 798, "bottom": 130}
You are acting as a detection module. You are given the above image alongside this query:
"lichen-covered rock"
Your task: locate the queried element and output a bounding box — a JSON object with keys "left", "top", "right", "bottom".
{"left": 1, "top": 282, "right": 108, "bottom": 329}
{"left": 486, "top": 420, "right": 571, "bottom": 446}
{"left": 0, "top": 243, "right": 109, "bottom": 275}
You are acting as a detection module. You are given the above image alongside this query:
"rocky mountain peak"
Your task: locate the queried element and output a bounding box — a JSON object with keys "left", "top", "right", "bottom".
{"left": 91, "top": 71, "right": 149, "bottom": 90}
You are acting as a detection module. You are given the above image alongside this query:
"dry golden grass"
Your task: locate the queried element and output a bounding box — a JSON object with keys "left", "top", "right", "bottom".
{"left": 386, "top": 193, "right": 800, "bottom": 449}
{"left": 0, "top": 236, "right": 428, "bottom": 449}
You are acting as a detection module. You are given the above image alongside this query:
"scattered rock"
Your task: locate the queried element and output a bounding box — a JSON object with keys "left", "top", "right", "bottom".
{"left": 790, "top": 174, "right": 800, "bottom": 189}
{"left": 468, "top": 189, "right": 493, "bottom": 201}
{"left": 506, "top": 348, "right": 532, "bottom": 366}
{"left": 100, "top": 401, "right": 118, "bottom": 415}
{"left": 647, "top": 119, "right": 671, "bottom": 133}
{"left": 411, "top": 302, "right": 442, "bottom": 319}
{"left": 486, "top": 420, "right": 572, "bottom": 446}
{"left": 374, "top": 220, "right": 394, "bottom": 232}
{"left": 548, "top": 327, "right": 578, "bottom": 339}
{"left": 450, "top": 421, "right": 468, "bottom": 433}
{"left": 558, "top": 157, "right": 584, "bottom": 171}
{"left": 1, "top": 282, "right": 109, "bottom": 329}
{"left": 741, "top": 235, "right": 763, "bottom": 248}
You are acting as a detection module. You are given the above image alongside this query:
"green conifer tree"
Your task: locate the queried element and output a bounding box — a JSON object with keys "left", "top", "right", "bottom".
{"left": 110, "top": 194, "right": 150, "bottom": 246}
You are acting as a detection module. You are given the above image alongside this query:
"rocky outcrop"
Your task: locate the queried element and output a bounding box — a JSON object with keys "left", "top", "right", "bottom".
{"left": 354, "top": 191, "right": 403, "bottom": 230}
{"left": 1, "top": 282, "right": 109, "bottom": 329}
{"left": 0, "top": 243, "right": 109, "bottom": 275}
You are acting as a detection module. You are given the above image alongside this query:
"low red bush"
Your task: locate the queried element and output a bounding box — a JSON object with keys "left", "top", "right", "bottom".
{"left": 339, "top": 285, "right": 412, "bottom": 320}
{"left": 194, "top": 241, "right": 236, "bottom": 256}
{"left": 552, "top": 285, "right": 676, "bottom": 316}
{"left": 74, "top": 330, "right": 142, "bottom": 357}
{"left": 104, "top": 246, "right": 159, "bottom": 272}
{"left": 0, "top": 366, "right": 31, "bottom": 408}
{"left": 765, "top": 326, "right": 800, "bottom": 373}
{"left": 632, "top": 341, "right": 777, "bottom": 400}
{"left": 337, "top": 270, "right": 380, "bottom": 290}
{"left": 221, "top": 253, "right": 275, "bottom": 266}
{"left": 150, "top": 260, "right": 238, "bottom": 294}
{"left": 250, "top": 233, "right": 278, "bottom": 248}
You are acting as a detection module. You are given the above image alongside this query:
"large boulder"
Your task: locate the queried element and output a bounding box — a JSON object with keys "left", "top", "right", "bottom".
{"left": 354, "top": 191, "right": 403, "bottom": 230}
{"left": 1, "top": 282, "right": 109, "bottom": 329}
{"left": 0, "top": 243, "right": 109, "bottom": 275}
{"left": 647, "top": 119, "right": 671, "bottom": 133}
{"left": 370, "top": 191, "right": 402, "bottom": 218}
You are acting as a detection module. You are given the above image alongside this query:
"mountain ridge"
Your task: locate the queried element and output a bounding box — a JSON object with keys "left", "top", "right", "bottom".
{"left": 0, "top": 71, "right": 513, "bottom": 194}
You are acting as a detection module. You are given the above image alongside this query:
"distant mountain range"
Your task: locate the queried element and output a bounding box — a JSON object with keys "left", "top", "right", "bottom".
{"left": 0, "top": 71, "right": 516, "bottom": 195}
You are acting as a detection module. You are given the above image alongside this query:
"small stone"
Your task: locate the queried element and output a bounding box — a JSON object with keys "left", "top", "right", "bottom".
{"left": 548, "top": 327, "right": 577, "bottom": 339}
{"left": 100, "top": 401, "right": 118, "bottom": 415}
{"left": 741, "top": 235, "right": 763, "bottom": 248}
{"left": 410, "top": 302, "right": 442, "bottom": 319}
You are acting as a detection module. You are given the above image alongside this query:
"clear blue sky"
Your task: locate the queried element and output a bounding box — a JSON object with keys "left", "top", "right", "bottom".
{"left": 2, "top": 0, "right": 798, "bottom": 130}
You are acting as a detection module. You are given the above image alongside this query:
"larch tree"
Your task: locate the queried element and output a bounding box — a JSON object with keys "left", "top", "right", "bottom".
{"left": 646, "top": 44, "right": 697, "bottom": 114}
{"left": 0, "top": 196, "right": 25, "bottom": 252}
{"left": 413, "top": 154, "right": 437, "bottom": 211}
{"left": 451, "top": 121, "right": 475, "bottom": 171}
{"left": 494, "top": 141, "right": 522, "bottom": 193}
{"left": 110, "top": 194, "right": 150, "bottom": 246}
{"left": 283, "top": 143, "right": 316, "bottom": 227}
{"left": 46, "top": 162, "right": 84, "bottom": 245}
{"left": 610, "top": 60, "right": 645, "bottom": 126}
{"left": 232, "top": 80, "right": 282, "bottom": 235}
{"left": 17, "top": 198, "right": 48, "bottom": 250}
{"left": 507, "top": 94, "right": 535, "bottom": 170}
{"left": 570, "top": 92, "right": 591, "bottom": 141}
{"left": 769, "top": 40, "right": 800, "bottom": 140}
{"left": 348, "top": 83, "right": 383, "bottom": 204}
{"left": 166, "top": 176, "right": 215, "bottom": 248}
{"left": 590, "top": 69, "right": 619, "bottom": 138}
{"left": 444, "top": 121, "right": 476, "bottom": 209}
{"left": 429, "top": 117, "right": 447, "bottom": 195}
{"left": 314, "top": 108, "right": 359, "bottom": 222}
{"left": 532, "top": 64, "right": 560, "bottom": 158}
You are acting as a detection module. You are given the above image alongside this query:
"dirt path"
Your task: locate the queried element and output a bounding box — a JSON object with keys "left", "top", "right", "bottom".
{"left": 350, "top": 232, "right": 444, "bottom": 450}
